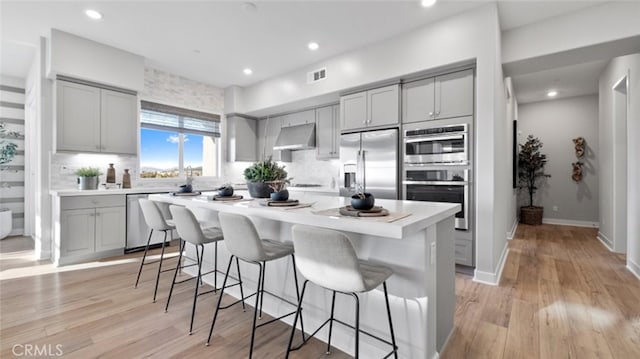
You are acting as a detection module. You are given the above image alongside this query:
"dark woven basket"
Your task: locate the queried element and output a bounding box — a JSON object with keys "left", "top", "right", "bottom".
{"left": 520, "top": 206, "right": 543, "bottom": 225}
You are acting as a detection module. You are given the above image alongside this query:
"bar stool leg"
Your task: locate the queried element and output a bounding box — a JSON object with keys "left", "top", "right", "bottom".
{"left": 134, "top": 229, "right": 153, "bottom": 288}
{"left": 236, "top": 257, "right": 246, "bottom": 311}
{"left": 214, "top": 240, "right": 218, "bottom": 291}
{"left": 383, "top": 282, "right": 398, "bottom": 358}
{"left": 249, "top": 262, "right": 264, "bottom": 359}
{"left": 327, "top": 290, "right": 337, "bottom": 354}
{"left": 152, "top": 230, "right": 168, "bottom": 303}
{"left": 351, "top": 293, "right": 360, "bottom": 359}
{"left": 285, "top": 280, "right": 309, "bottom": 359}
{"left": 258, "top": 262, "right": 266, "bottom": 319}
{"left": 207, "top": 256, "right": 235, "bottom": 346}
{"left": 165, "top": 240, "right": 185, "bottom": 312}
{"left": 189, "top": 244, "right": 205, "bottom": 335}
{"left": 290, "top": 254, "right": 305, "bottom": 340}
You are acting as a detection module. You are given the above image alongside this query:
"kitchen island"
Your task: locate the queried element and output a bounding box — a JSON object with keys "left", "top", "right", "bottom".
{"left": 149, "top": 192, "right": 459, "bottom": 359}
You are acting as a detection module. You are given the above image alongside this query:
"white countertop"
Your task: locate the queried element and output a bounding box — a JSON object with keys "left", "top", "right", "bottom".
{"left": 149, "top": 192, "right": 459, "bottom": 239}
{"left": 50, "top": 187, "right": 214, "bottom": 196}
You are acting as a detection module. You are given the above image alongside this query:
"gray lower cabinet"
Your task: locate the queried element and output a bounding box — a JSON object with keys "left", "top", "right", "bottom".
{"left": 56, "top": 80, "right": 137, "bottom": 154}
{"left": 256, "top": 116, "right": 291, "bottom": 162}
{"left": 58, "top": 195, "right": 125, "bottom": 265}
{"left": 316, "top": 104, "right": 339, "bottom": 159}
{"left": 341, "top": 84, "right": 399, "bottom": 132}
{"left": 227, "top": 115, "right": 257, "bottom": 162}
{"left": 402, "top": 68, "right": 474, "bottom": 123}
{"left": 454, "top": 239, "right": 473, "bottom": 266}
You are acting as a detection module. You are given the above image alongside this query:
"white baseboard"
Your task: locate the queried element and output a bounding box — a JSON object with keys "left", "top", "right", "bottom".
{"left": 627, "top": 258, "right": 640, "bottom": 280}
{"left": 597, "top": 232, "right": 614, "bottom": 251}
{"left": 436, "top": 328, "right": 454, "bottom": 359}
{"left": 542, "top": 218, "right": 599, "bottom": 228}
{"left": 507, "top": 217, "right": 518, "bottom": 240}
{"left": 9, "top": 228, "right": 24, "bottom": 236}
{"left": 473, "top": 244, "right": 509, "bottom": 286}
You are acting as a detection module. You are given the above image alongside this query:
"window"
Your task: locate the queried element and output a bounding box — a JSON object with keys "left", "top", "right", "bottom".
{"left": 139, "top": 101, "right": 221, "bottom": 178}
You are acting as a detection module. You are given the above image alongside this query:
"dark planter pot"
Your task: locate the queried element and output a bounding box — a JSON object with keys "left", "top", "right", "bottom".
{"left": 520, "top": 206, "right": 543, "bottom": 225}
{"left": 247, "top": 182, "right": 274, "bottom": 198}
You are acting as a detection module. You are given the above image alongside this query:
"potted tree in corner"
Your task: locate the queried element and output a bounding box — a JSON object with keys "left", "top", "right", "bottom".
{"left": 518, "top": 135, "right": 551, "bottom": 225}
{"left": 243, "top": 157, "right": 289, "bottom": 198}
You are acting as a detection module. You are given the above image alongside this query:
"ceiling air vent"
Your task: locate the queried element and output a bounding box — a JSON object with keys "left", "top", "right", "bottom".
{"left": 307, "top": 67, "right": 327, "bottom": 84}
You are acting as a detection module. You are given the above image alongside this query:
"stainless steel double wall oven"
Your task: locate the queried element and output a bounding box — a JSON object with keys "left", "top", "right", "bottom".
{"left": 402, "top": 117, "right": 473, "bottom": 231}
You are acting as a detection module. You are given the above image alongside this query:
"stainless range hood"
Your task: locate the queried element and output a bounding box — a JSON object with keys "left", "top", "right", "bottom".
{"left": 273, "top": 123, "right": 316, "bottom": 150}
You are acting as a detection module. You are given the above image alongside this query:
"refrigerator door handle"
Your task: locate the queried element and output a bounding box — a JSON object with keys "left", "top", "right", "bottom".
{"left": 356, "top": 150, "right": 365, "bottom": 193}
{"left": 361, "top": 150, "right": 366, "bottom": 193}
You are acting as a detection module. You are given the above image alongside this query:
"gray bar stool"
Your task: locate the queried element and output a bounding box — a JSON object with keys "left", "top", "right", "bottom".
{"left": 286, "top": 224, "right": 398, "bottom": 359}
{"left": 206, "top": 212, "right": 305, "bottom": 359}
{"left": 135, "top": 198, "right": 176, "bottom": 303}
{"left": 166, "top": 205, "right": 244, "bottom": 335}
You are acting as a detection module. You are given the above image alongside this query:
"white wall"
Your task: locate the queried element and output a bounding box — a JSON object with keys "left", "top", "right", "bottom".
{"left": 502, "top": 2, "right": 640, "bottom": 65}
{"left": 0, "top": 75, "right": 26, "bottom": 236}
{"left": 518, "top": 95, "right": 599, "bottom": 226}
{"left": 598, "top": 53, "right": 640, "bottom": 277}
{"left": 48, "top": 29, "right": 144, "bottom": 91}
{"left": 235, "top": 4, "right": 509, "bottom": 283}
{"left": 26, "top": 37, "right": 53, "bottom": 260}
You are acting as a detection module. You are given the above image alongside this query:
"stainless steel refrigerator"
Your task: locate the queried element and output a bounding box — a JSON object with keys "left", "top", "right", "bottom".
{"left": 339, "top": 129, "right": 398, "bottom": 200}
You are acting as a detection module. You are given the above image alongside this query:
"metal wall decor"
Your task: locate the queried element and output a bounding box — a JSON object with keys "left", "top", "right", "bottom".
{"left": 571, "top": 137, "right": 585, "bottom": 182}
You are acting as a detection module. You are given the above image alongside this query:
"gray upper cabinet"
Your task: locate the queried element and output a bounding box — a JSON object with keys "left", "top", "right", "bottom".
{"left": 435, "top": 69, "right": 474, "bottom": 120}
{"left": 56, "top": 80, "right": 102, "bottom": 152}
{"left": 100, "top": 89, "right": 137, "bottom": 154}
{"left": 341, "top": 84, "right": 399, "bottom": 132}
{"left": 402, "top": 69, "right": 474, "bottom": 123}
{"left": 282, "top": 109, "right": 315, "bottom": 127}
{"left": 227, "top": 115, "right": 258, "bottom": 162}
{"left": 256, "top": 116, "right": 291, "bottom": 162}
{"left": 56, "top": 80, "right": 137, "bottom": 154}
{"left": 367, "top": 85, "right": 400, "bottom": 127}
{"left": 316, "top": 104, "right": 339, "bottom": 160}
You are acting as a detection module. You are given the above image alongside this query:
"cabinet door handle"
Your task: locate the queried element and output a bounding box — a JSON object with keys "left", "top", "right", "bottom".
{"left": 429, "top": 112, "right": 434, "bottom": 117}
{"left": 89, "top": 213, "right": 95, "bottom": 217}
{"left": 435, "top": 111, "right": 440, "bottom": 116}
{"left": 95, "top": 145, "right": 100, "bottom": 149}
{"left": 362, "top": 119, "right": 367, "bottom": 124}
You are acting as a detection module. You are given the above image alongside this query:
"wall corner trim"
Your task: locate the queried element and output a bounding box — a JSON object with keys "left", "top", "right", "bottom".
{"left": 627, "top": 259, "right": 640, "bottom": 281}
{"left": 473, "top": 245, "right": 509, "bottom": 286}
{"left": 507, "top": 218, "right": 518, "bottom": 240}
{"left": 597, "top": 231, "right": 614, "bottom": 251}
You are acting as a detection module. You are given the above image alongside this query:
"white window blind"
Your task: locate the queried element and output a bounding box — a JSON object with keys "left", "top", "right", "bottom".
{"left": 140, "top": 101, "right": 221, "bottom": 137}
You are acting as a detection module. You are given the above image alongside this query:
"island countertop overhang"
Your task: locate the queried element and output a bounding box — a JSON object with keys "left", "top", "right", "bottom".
{"left": 148, "top": 192, "right": 460, "bottom": 239}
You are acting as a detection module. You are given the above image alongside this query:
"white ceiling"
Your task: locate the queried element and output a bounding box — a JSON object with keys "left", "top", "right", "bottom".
{"left": 0, "top": 0, "right": 612, "bottom": 99}
{"left": 511, "top": 59, "right": 609, "bottom": 104}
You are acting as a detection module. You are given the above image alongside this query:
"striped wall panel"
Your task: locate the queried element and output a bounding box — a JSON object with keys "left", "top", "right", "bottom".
{"left": 0, "top": 79, "right": 25, "bottom": 236}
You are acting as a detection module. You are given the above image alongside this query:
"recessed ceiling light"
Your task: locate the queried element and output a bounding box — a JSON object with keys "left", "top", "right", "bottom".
{"left": 421, "top": 0, "right": 437, "bottom": 8}
{"left": 547, "top": 90, "right": 558, "bottom": 97}
{"left": 85, "top": 9, "right": 103, "bottom": 20}
{"left": 243, "top": 68, "right": 253, "bottom": 75}
{"left": 308, "top": 42, "right": 319, "bottom": 51}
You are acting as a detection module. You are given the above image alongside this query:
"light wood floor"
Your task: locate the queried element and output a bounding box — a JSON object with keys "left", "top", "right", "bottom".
{"left": 441, "top": 224, "right": 640, "bottom": 359}
{"left": 0, "top": 237, "right": 348, "bottom": 359}
{"left": 2, "top": 224, "right": 639, "bottom": 358}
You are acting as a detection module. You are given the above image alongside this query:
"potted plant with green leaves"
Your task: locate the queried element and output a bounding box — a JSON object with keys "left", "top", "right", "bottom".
{"left": 75, "top": 167, "right": 102, "bottom": 190}
{"left": 243, "top": 157, "right": 290, "bottom": 198}
{"left": 518, "top": 135, "right": 551, "bottom": 225}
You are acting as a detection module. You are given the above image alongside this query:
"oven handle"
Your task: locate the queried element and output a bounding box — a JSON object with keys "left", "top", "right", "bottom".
{"left": 403, "top": 161, "right": 470, "bottom": 166}
{"left": 403, "top": 180, "right": 468, "bottom": 186}
{"left": 404, "top": 133, "right": 464, "bottom": 143}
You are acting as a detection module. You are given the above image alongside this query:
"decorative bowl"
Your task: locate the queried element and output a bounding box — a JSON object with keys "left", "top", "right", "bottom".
{"left": 270, "top": 189, "right": 289, "bottom": 201}
{"left": 179, "top": 184, "right": 193, "bottom": 193}
{"left": 217, "top": 186, "right": 234, "bottom": 197}
{"left": 351, "top": 192, "right": 375, "bottom": 210}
